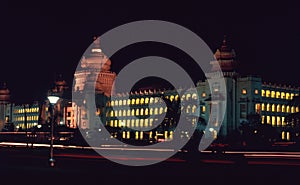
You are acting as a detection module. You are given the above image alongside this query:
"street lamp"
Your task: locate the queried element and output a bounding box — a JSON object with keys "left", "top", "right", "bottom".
{"left": 47, "top": 95, "right": 59, "bottom": 167}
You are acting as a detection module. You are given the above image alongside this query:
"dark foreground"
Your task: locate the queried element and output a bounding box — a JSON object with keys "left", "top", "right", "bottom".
{"left": 1, "top": 146, "right": 299, "bottom": 185}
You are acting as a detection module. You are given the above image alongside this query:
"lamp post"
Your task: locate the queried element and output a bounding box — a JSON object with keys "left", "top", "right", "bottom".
{"left": 47, "top": 95, "right": 59, "bottom": 167}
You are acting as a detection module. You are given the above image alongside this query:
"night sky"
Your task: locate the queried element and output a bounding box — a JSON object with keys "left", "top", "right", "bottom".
{"left": 1, "top": 1, "right": 299, "bottom": 104}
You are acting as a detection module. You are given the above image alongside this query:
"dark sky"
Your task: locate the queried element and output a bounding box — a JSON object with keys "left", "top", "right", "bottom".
{"left": 1, "top": 1, "right": 299, "bottom": 104}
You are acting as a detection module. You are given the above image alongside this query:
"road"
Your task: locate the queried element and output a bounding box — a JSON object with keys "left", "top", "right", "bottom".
{"left": 1, "top": 142, "right": 300, "bottom": 185}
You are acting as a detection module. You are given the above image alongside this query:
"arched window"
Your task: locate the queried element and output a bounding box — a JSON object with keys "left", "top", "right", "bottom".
{"left": 150, "top": 97, "right": 154, "bottom": 104}
{"left": 150, "top": 108, "right": 153, "bottom": 115}
{"left": 277, "top": 116, "right": 281, "bottom": 126}
{"left": 127, "top": 99, "right": 131, "bottom": 105}
{"left": 145, "top": 97, "right": 149, "bottom": 104}
{"left": 119, "top": 100, "right": 123, "bottom": 106}
{"left": 170, "top": 95, "right": 174, "bottom": 102}
{"left": 145, "top": 108, "right": 149, "bottom": 115}
{"left": 282, "top": 105, "right": 286, "bottom": 112}
{"left": 276, "top": 92, "right": 280, "bottom": 98}
{"left": 192, "top": 105, "right": 197, "bottom": 113}
{"left": 287, "top": 105, "right": 290, "bottom": 113}
{"left": 123, "top": 110, "right": 127, "bottom": 117}
{"left": 154, "top": 108, "right": 158, "bottom": 115}
{"left": 266, "top": 90, "right": 270, "bottom": 97}
{"left": 262, "top": 103, "right": 265, "bottom": 111}
{"left": 159, "top": 107, "right": 164, "bottom": 114}
{"left": 267, "top": 104, "right": 270, "bottom": 111}
{"left": 192, "top": 93, "right": 198, "bottom": 100}
{"left": 119, "top": 110, "right": 122, "bottom": 117}
{"left": 111, "top": 101, "right": 115, "bottom": 106}
{"left": 277, "top": 104, "right": 281, "bottom": 112}
{"left": 136, "top": 109, "right": 139, "bottom": 116}
{"left": 136, "top": 98, "right": 140, "bottom": 105}
{"left": 272, "top": 104, "right": 276, "bottom": 112}
{"left": 140, "top": 98, "right": 144, "bottom": 104}
{"left": 175, "top": 95, "right": 179, "bottom": 101}
{"left": 281, "top": 92, "right": 285, "bottom": 99}
{"left": 115, "top": 100, "right": 118, "bottom": 106}
{"left": 110, "top": 110, "right": 114, "bottom": 117}
{"left": 114, "top": 110, "right": 118, "bottom": 117}
{"left": 140, "top": 108, "right": 144, "bottom": 116}
{"left": 262, "top": 89, "right": 265, "bottom": 97}
{"left": 186, "top": 105, "right": 191, "bottom": 114}
{"left": 286, "top": 93, "right": 290, "bottom": 100}
{"left": 271, "top": 91, "right": 275, "bottom": 98}
{"left": 131, "top": 99, "right": 135, "bottom": 105}
{"left": 127, "top": 109, "right": 131, "bottom": 117}
{"left": 291, "top": 106, "right": 295, "bottom": 113}
{"left": 123, "top": 100, "right": 127, "bottom": 106}
{"left": 131, "top": 109, "right": 135, "bottom": 116}
{"left": 186, "top": 94, "right": 191, "bottom": 101}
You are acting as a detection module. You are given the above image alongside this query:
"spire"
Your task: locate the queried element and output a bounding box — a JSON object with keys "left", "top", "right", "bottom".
{"left": 220, "top": 35, "right": 230, "bottom": 52}
{"left": 93, "top": 36, "right": 101, "bottom": 50}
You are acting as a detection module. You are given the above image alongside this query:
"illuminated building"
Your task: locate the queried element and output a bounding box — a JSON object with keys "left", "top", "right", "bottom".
{"left": 0, "top": 83, "right": 12, "bottom": 131}
{"left": 72, "top": 36, "right": 300, "bottom": 142}
{"left": 12, "top": 102, "right": 40, "bottom": 130}
{"left": 73, "top": 36, "right": 116, "bottom": 129}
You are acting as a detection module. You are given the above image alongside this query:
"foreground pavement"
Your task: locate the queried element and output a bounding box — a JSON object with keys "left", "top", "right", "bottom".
{"left": 1, "top": 145, "right": 300, "bottom": 185}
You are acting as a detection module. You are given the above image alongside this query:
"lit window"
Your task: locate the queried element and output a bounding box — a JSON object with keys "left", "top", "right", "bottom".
{"left": 286, "top": 93, "right": 290, "bottom": 100}
{"left": 150, "top": 108, "right": 153, "bottom": 115}
{"left": 266, "top": 90, "right": 270, "bottom": 97}
{"left": 136, "top": 98, "right": 140, "bottom": 105}
{"left": 154, "top": 108, "right": 158, "bottom": 115}
{"left": 276, "top": 92, "right": 280, "bottom": 98}
{"left": 272, "top": 116, "right": 276, "bottom": 126}
{"left": 131, "top": 99, "right": 135, "bottom": 105}
{"left": 136, "top": 109, "right": 139, "bottom": 116}
{"left": 127, "top": 99, "right": 131, "bottom": 105}
{"left": 150, "top": 97, "right": 154, "bottom": 104}
{"left": 262, "top": 103, "right": 265, "bottom": 111}
{"left": 282, "top": 105, "right": 286, "bottom": 112}
{"left": 131, "top": 109, "right": 135, "bottom": 116}
{"left": 291, "top": 106, "right": 295, "bottom": 113}
{"left": 159, "top": 107, "right": 164, "bottom": 114}
{"left": 140, "top": 119, "right": 144, "bottom": 127}
{"left": 272, "top": 104, "right": 275, "bottom": 112}
{"left": 186, "top": 105, "right": 191, "bottom": 114}
{"left": 170, "top": 95, "right": 174, "bottom": 102}
{"left": 255, "top": 104, "right": 261, "bottom": 113}
{"left": 281, "top": 92, "right": 285, "bottom": 99}
{"left": 242, "top": 89, "right": 247, "bottom": 95}
{"left": 277, "top": 116, "right": 281, "bottom": 126}
{"left": 202, "top": 92, "right": 206, "bottom": 97}
{"left": 271, "top": 91, "right": 275, "bottom": 98}
{"left": 119, "top": 110, "right": 122, "bottom": 117}
{"left": 127, "top": 110, "right": 131, "bottom": 116}
{"left": 131, "top": 119, "right": 135, "bottom": 127}
{"left": 115, "top": 100, "right": 118, "bottom": 106}
{"left": 282, "top": 131, "right": 285, "bottom": 140}
{"left": 291, "top": 93, "right": 295, "bottom": 100}
{"left": 282, "top": 117, "right": 286, "bottom": 126}
{"left": 186, "top": 94, "right": 191, "bottom": 101}
{"left": 145, "top": 97, "right": 149, "bottom": 104}
{"left": 277, "top": 105, "right": 281, "bottom": 112}
{"left": 123, "top": 100, "right": 127, "bottom": 106}
{"left": 175, "top": 95, "right": 179, "bottom": 101}
{"left": 267, "top": 104, "right": 270, "bottom": 111}
{"left": 192, "top": 93, "right": 198, "bottom": 100}
{"left": 140, "top": 98, "right": 144, "bottom": 104}
{"left": 201, "top": 106, "right": 206, "bottom": 113}
{"left": 123, "top": 110, "right": 126, "bottom": 117}
{"left": 287, "top": 106, "right": 290, "bottom": 113}
{"left": 145, "top": 119, "right": 148, "bottom": 127}
{"left": 296, "top": 107, "right": 299, "bottom": 112}
{"left": 261, "top": 115, "right": 265, "bottom": 124}
{"left": 145, "top": 108, "right": 149, "bottom": 115}
{"left": 140, "top": 108, "right": 144, "bottom": 116}
{"left": 254, "top": 89, "right": 259, "bottom": 95}
{"left": 267, "top": 116, "right": 271, "bottom": 124}
{"left": 119, "top": 100, "right": 122, "bottom": 106}
{"left": 192, "top": 105, "right": 197, "bottom": 113}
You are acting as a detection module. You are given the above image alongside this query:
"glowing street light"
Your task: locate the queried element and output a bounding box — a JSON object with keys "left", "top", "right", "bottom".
{"left": 47, "top": 95, "right": 59, "bottom": 167}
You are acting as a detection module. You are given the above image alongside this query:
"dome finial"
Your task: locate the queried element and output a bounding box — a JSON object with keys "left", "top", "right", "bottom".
{"left": 222, "top": 35, "right": 227, "bottom": 46}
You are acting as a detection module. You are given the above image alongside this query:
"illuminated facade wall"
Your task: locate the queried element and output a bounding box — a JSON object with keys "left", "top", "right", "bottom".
{"left": 103, "top": 89, "right": 199, "bottom": 142}
{"left": 12, "top": 102, "right": 40, "bottom": 130}
{"left": 0, "top": 83, "right": 12, "bottom": 131}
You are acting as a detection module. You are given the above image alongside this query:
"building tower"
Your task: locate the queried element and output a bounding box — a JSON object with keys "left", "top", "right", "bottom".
{"left": 0, "top": 83, "right": 11, "bottom": 131}
{"left": 73, "top": 36, "right": 116, "bottom": 129}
